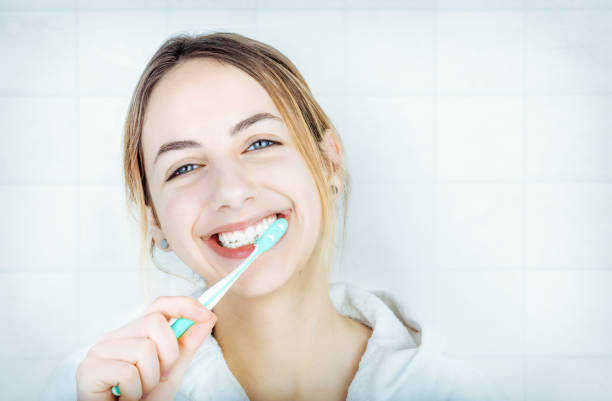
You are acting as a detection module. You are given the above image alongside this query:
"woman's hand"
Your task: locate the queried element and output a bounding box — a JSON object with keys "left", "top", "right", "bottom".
{"left": 76, "top": 296, "right": 216, "bottom": 401}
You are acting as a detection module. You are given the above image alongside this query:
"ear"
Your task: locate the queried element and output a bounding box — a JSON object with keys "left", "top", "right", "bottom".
{"left": 146, "top": 204, "right": 170, "bottom": 252}
{"left": 320, "top": 128, "right": 344, "bottom": 189}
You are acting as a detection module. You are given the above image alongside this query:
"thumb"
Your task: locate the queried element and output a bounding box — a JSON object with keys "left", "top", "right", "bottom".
{"left": 143, "top": 315, "right": 217, "bottom": 401}
{"left": 178, "top": 315, "right": 217, "bottom": 354}
{"left": 166, "top": 316, "right": 216, "bottom": 381}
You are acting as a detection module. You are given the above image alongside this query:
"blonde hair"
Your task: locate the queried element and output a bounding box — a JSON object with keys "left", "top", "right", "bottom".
{"left": 123, "top": 32, "right": 350, "bottom": 303}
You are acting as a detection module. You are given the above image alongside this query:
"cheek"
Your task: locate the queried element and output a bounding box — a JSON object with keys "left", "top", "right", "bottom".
{"left": 163, "top": 186, "right": 203, "bottom": 238}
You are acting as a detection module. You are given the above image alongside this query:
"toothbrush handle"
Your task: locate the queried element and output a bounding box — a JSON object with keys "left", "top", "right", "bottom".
{"left": 171, "top": 317, "right": 196, "bottom": 338}
{"left": 170, "top": 247, "right": 261, "bottom": 339}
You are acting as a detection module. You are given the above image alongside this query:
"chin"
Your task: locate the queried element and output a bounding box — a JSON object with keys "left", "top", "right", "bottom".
{"left": 224, "top": 257, "right": 295, "bottom": 298}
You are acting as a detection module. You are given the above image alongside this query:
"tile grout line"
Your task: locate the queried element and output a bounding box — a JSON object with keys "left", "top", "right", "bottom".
{"left": 75, "top": 4, "right": 81, "bottom": 350}
{"left": 432, "top": 5, "right": 439, "bottom": 339}
{"left": 521, "top": 8, "right": 527, "bottom": 401}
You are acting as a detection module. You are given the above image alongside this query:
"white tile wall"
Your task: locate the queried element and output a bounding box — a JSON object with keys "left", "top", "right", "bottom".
{"left": 1, "top": 3, "right": 610, "bottom": 401}
{"left": 437, "top": 11, "right": 524, "bottom": 94}
{"left": 526, "top": 357, "right": 612, "bottom": 401}
{"left": 346, "top": 10, "right": 436, "bottom": 94}
{"left": 79, "top": 96, "right": 130, "bottom": 184}
{"left": 436, "top": 183, "right": 523, "bottom": 269}
{"left": 0, "top": 12, "right": 77, "bottom": 94}
{"left": 525, "top": 11, "right": 612, "bottom": 94}
{"left": 526, "top": 96, "right": 612, "bottom": 180}
{"left": 0, "top": 97, "right": 78, "bottom": 183}
{"left": 526, "top": 183, "right": 612, "bottom": 269}
{"left": 437, "top": 96, "right": 523, "bottom": 180}
{"left": 346, "top": 96, "right": 435, "bottom": 182}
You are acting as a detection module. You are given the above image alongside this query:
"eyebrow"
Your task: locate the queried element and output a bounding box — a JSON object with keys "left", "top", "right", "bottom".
{"left": 153, "top": 112, "right": 282, "bottom": 165}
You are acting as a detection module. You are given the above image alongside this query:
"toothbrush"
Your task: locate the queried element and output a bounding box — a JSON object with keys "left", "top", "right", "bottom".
{"left": 111, "top": 217, "right": 288, "bottom": 397}
{"left": 169, "top": 216, "right": 288, "bottom": 337}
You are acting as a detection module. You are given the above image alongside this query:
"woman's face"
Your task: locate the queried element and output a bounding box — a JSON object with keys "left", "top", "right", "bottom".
{"left": 141, "top": 58, "right": 328, "bottom": 297}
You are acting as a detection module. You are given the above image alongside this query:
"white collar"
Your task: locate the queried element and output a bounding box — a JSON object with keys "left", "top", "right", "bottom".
{"left": 178, "top": 282, "right": 427, "bottom": 401}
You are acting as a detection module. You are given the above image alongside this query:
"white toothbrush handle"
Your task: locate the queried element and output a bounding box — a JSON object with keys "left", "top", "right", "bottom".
{"left": 197, "top": 246, "right": 260, "bottom": 309}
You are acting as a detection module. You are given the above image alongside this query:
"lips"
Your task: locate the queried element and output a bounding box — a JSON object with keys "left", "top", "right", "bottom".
{"left": 203, "top": 210, "right": 291, "bottom": 260}
{"left": 205, "top": 209, "right": 291, "bottom": 238}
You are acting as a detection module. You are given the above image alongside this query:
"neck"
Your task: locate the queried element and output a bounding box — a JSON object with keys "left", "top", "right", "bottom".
{"left": 211, "top": 260, "right": 357, "bottom": 400}
{"left": 212, "top": 259, "right": 340, "bottom": 359}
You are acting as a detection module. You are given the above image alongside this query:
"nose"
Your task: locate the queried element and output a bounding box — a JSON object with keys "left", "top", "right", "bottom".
{"left": 208, "top": 160, "right": 256, "bottom": 211}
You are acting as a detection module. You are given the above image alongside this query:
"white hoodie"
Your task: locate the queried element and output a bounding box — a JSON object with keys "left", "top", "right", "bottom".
{"left": 41, "top": 282, "right": 507, "bottom": 401}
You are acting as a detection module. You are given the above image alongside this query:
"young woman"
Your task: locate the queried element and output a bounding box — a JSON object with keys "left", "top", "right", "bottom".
{"left": 43, "top": 32, "right": 502, "bottom": 401}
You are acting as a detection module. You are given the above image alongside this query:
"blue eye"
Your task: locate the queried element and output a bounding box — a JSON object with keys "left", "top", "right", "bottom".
{"left": 168, "top": 163, "right": 199, "bottom": 181}
{"left": 167, "top": 139, "right": 279, "bottom": 181}
{"left": 247, "top": 139, "right": 278, "bottom": 151}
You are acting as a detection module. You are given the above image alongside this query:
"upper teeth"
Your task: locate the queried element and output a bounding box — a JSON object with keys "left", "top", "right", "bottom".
{"left": 218, "top": 214, "right": 277, "bottom": 248}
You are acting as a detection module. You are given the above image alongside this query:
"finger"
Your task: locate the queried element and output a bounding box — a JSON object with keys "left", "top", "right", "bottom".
{"left": 144, "top": 296, "right": 213, "bottom": 322}
{"left": 101, "top": 296, "right": 211, "bottom": 341}
{"left": 101, "top": 312, "right": 179, "bottom": 377}
{"left": 143, "top": 318, "right": 217, "bottom": 401}
{"left": 87, "top": 337, "right": 160, "bottom": 396}
{"left": 77, "top": 357, "right": 142, "bottom": 401}
{"left": 99, "top": 297, "right": 212, "bottom": 375}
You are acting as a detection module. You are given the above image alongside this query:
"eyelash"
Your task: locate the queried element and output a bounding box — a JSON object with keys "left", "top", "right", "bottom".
{"left": 167, "top": 139, "right": 280, "bottom": 181}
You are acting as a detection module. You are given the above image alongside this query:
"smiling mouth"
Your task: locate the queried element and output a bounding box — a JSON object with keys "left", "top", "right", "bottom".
{"left": 211, "top": 212, "right": 289, "bottom": 247}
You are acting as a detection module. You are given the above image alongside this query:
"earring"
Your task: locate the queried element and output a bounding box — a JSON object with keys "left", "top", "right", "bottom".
{"left": 160, "top": 239, "right": 169, "bottom": 249}
{"left": 330, "top": 184, "right": 339, "bottom": 195}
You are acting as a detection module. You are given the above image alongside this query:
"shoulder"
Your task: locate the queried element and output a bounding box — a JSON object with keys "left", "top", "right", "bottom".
{"left": 356, "top": 342, "right": 507, "bottom": 401}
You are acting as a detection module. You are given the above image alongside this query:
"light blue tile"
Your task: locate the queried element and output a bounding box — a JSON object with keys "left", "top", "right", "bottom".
{"left": 258, "top": 0, "right": 345, "bottom": 8}
{"left": 526, "top": 11, "right": 612, "bottom": 94}
{"left": 436, "top": 183, "right": 524, "bottom": 269}
{"left": 439, "top": 0, "right": 524, "bottom": 8}
{"left": 347, "top": 0, "right": 434, "bottom": 8}
{"left": 0, "top": 97, "right": 78, "bottom": 183}
{"left": 79, "top": 96, "right": 129, "bottom": 184}
{"left": 524, "top": 0, "right": 612, "bottom": 8}
{"left": 0, "top": 12, "right": 76, "bottom": 94}
{"left": 0, "top": 272, "right": 78, "bottom": 358}
{"left": 342, "top": 181, "right": 436, "bottom": 270}
{"left": 347, "top": 10, "right": 435, "bottom": 94}
{"left": 0, "top": 0, "right": 75, "bottom": 9}
{"left": 468, "top": 356, "right": 523, "bottom": 401}
{"left": 437, "top": 11, "right": 523, "bottom": 94}
{"left": 78, "top": 185, "right": 140, "bottom": 271}
{"left": 167, "top": 9, "right": 257, "bottom": 38}
{"left": 0, "top": 185, "right": 78, "bottom": 270}
{"left": 526, "top": 183, "right": 612, "bottom": 269}
{"left": 437, "top": 96, "right": 524, "bottom": 180}
{"left": 78, "top": 11, "right": 167, "bottom": 95}
{"left": 526, "top": 96, "right": 612, "bottom": 180}
{"left": 526, "top": 357, "right": 612, "bottom": 401}
{"left": 78, "top": 0, "right": 165, "bottom": 8}
{"left": 346, "top": 96, "right": 435, "bottom": 183}
{"left": 526, "top": 271, "right": 612, "bottom": 355}
{"left": 168, "top": 0, "right": 255, "bottom": 8}
{"left": 432, "top": 270, "right": 524, "bottom": 355}
{"left": 78, "top": 271, "right": 145, "bottom": 347}
{"left": 254, "top": 10, "right": 346, "bottom": 95}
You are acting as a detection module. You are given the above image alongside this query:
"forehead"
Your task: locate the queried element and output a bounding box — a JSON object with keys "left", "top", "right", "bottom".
{"left": 141, "top": 58, "right": 281, "bottom": 164}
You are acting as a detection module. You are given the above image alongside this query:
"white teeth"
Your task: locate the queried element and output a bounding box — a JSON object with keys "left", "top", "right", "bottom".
{"left": 217, "top": 214, "right": 278, "bottom": 248}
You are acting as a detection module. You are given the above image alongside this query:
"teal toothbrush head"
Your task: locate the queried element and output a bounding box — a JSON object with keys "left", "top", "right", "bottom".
{"left": 254, "top": 217, "right": 288, "bottom": 253}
